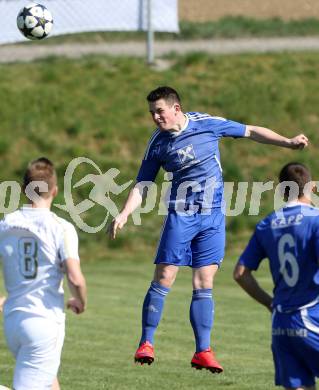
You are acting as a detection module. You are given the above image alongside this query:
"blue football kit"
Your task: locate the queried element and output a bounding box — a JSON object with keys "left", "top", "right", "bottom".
{"left": 239, "top": 203, "right": 319, "bottom": 388}
{"left": 136, "top": 112, "right": 246, "bottom": 267}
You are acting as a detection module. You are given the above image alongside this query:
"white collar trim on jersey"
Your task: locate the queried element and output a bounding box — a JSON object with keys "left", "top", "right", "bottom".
{"left": 171, "top": 114, "right": 189, "bottom": 137}
{"left": 21, "top": 205, "right": 51, "bottom": 212}
{"left": 285, "top": 200, "right": 311, "bottom": 208}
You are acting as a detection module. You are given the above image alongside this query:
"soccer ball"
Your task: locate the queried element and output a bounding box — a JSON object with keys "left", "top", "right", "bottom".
{"left": 17, "top": 3, "right": 53, "bottom": 40}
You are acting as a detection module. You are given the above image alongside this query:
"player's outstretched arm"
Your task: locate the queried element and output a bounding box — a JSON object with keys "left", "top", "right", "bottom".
{"left": 107, "top": 184, "right": 144, "bottom": 240}
{"left": 233, "top": 264, "right": 273, "bottom": 312}
{"left": 245, "top": 125, "right": 308, "bottom": 149}
{"left": 65, "top": 258, "right": 87, "bottom": 315}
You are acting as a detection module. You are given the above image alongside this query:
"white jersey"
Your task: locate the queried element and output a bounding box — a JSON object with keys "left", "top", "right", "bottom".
{"left": 0, "top": 206, "right": 79, "bottom": 321}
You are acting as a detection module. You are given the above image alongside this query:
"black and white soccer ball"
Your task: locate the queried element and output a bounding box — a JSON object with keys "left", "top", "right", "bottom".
{"left": 17, "top": 3, "right": 53, "bottom": 40}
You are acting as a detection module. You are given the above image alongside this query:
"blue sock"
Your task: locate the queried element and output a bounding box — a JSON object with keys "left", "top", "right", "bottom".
{"left": 190, "top": 289, "right": 214, "bottom": 352}
{"left": 140, "top": 281, "right": 170, "bottom": 345}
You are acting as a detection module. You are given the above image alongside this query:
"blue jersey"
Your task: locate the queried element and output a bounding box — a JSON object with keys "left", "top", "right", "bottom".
{"left": 136, "top": 112, "right": 245, "bottom": 210}
{"left": 239, "top": 203, "right": 319, "bottom": 312}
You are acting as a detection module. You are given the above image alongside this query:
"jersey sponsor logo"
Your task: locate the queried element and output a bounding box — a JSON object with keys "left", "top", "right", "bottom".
{"left": 272, "top": 327, "right": 307, "bottom": 337}
{"left": 177, "top": 144, "right": 196, "bottom": 164}
{"left": 271, "top": 213, "right": 304, "bottom": 229}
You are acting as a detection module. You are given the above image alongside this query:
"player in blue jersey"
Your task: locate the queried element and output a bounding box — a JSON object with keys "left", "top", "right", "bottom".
{"left": 234, "top": 162, "right": 319, "bottom": 390}
{"left": 108, "top": 86, "right": 308, "bottom": 373}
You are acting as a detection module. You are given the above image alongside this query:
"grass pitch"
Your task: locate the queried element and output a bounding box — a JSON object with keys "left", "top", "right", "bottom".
{"left": 1, "top": 250, "right": 274, "bottom": 389}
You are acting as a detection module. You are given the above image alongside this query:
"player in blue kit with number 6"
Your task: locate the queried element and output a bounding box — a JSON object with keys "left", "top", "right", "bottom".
{"left": 234, "top": 162, "right": 319, "bottom": 390}
{"left": 109, "top": 86, "right": 308, "bottom": 373}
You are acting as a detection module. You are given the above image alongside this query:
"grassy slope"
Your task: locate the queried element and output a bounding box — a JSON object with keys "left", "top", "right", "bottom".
{"left": 29, "top": 17, "right": 319, "bottom": 45}
{"left": 0, "top": 51, "right": 318, "bottom": 388}
{"left": 1, "top": 51, "right": 318, "bottom": 252}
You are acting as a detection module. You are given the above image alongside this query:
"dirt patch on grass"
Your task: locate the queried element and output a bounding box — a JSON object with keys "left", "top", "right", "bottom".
{"left": 179, "top": 0, "right": 319, "bottom": 21}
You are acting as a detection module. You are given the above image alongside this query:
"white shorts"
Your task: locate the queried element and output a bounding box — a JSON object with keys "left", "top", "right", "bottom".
{"left": 4, "top": 311, "right": 65, "bottom": 390}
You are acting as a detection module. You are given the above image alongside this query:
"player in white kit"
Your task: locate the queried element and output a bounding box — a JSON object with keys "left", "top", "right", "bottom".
{"left": 0, "top": 157, "right": 87, "bottom": 390}
{"left": 0, "top": 295, "right": 5, "bottom": 311}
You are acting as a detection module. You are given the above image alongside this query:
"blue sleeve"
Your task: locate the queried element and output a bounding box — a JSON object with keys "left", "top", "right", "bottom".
{"left": 215, "top": 118, "right": 246, "bottom": 138}
{"left": 315, "top": 220, "right": 319, "bottom": 259}
{"left": 238, "top": 229, "right": 266, "bottom": 270}
{"left": 136, "top": 159, "right": 161, "bottom": 182}
{"left": 136, "top": 132, "right": 162, "bottom": 182}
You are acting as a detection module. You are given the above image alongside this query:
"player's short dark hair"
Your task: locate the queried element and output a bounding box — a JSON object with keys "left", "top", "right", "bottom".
{"left": 279, "top": 162, "right": 311, "bottom": 200}
{"left": 146, "top": 86, "right": 181, "bottom": 105}
{"left": 23, "top": 157, "right": 57, "bottom": 199}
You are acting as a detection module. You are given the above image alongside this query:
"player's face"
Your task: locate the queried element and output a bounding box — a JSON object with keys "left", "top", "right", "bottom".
{"left": 149, "top": 99, "right": 180, "bottom": 131}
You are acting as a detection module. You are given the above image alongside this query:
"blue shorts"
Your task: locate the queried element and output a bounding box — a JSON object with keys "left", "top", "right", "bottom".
{"left": 154, "top": 209, "right": 225, "bottom": 268}
{"left": 272, "top": 302, "right": 319, "bottom": 388}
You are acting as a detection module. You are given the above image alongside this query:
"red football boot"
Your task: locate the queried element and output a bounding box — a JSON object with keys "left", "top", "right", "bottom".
{"left": 191, "top": 347, "right": 223, "bottom": 373}
{"left": 134, "top": 341, "right": 154, "bottom": 365}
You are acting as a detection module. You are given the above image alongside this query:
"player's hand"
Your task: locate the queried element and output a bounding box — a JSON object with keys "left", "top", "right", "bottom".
{"left": 289, "top": 134, "right": 309, "bottom": 149}
{"left": 0, "top": 296, "right": 6, "bottom": 313}
{"left": 107, "top": 213, "right": 128, "bottom": 240}
{"left": 267, "top": 300, "right": 273, "bottom": 313}
{"left": 67, "top": 297, "right": 85, "bottom": 315}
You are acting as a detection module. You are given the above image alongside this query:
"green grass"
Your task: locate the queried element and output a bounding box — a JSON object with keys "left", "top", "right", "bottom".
{"left": 179, "top": 17, "right": 319, "bottom": 39}
{"left": 24, "top": 17, "right": 319, "bottom": 45}
{"left": 0, "top": 252, "right": 276, "bottom": 389}
{"left": 0, "top": 51, "right": 318, "bottom": 249}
